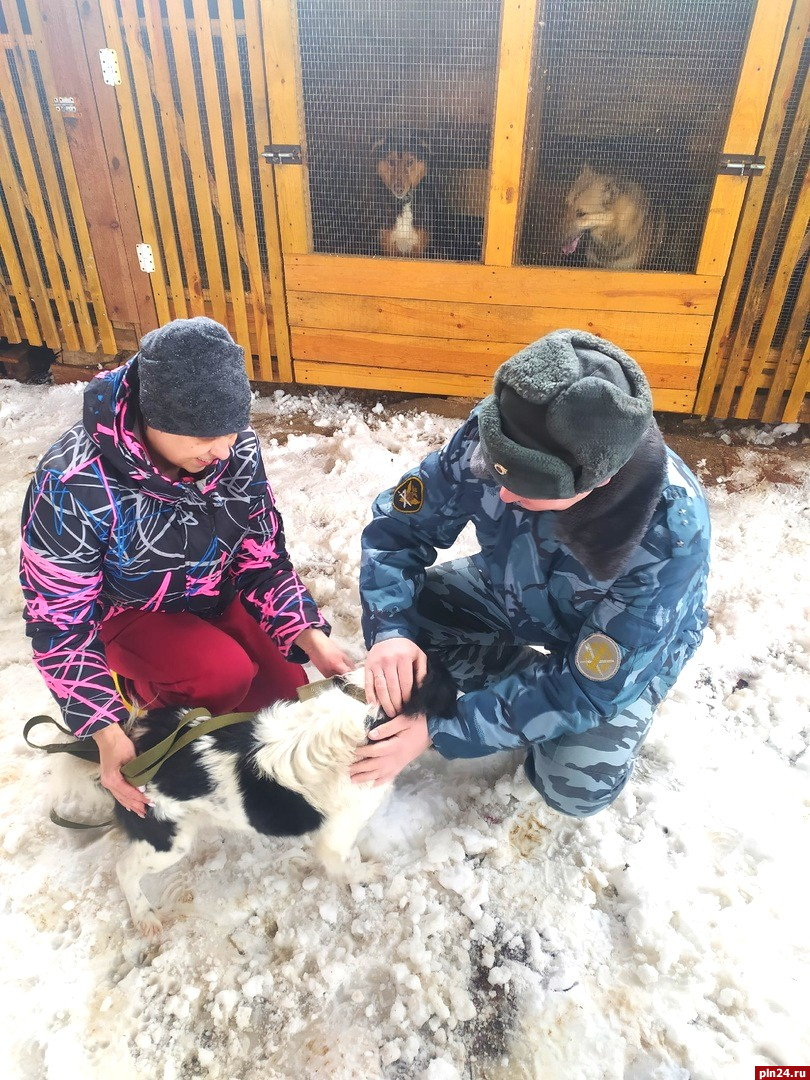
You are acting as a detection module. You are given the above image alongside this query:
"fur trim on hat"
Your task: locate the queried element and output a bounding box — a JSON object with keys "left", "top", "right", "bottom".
{"left": 478, "top": 329, "right": 653, "bottom": 498}
{"left": 554, "top": 422, "right": 668, "bottom": 580}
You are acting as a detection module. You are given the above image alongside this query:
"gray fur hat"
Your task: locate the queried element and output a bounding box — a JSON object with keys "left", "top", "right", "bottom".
{"left": 476, "top": 329, "right": 653, "bottom": 499}
{"left": 138, "top": 316, "right": 251, "bottom": 437}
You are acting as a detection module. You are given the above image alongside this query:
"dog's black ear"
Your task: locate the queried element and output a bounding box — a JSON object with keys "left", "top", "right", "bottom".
{"left": 415, "top": 130, "right": 432, "bottom": 157}
{"left": 401, "top": 654, "right": 458, "bottom": 719}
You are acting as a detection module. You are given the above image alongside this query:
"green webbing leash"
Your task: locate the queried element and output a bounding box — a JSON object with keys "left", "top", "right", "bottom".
{"left": 118, "top": 707, "right": 255, "bottom": 787}
{"left": 24, "top": 708, "right": 256, "bottom": 829}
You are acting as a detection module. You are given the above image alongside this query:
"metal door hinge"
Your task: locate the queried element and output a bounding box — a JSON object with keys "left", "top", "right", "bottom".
{"left": 261, "top": 144, "right": 302, "bottom": 165}
{"left": 136, "top": 244, "right": 155, "bottom": 273}
{"left": 99, "top": 48, "right": 121, "bottom": 86}
{"left": 718, "top": 154, "right": 766, "bottom": 177}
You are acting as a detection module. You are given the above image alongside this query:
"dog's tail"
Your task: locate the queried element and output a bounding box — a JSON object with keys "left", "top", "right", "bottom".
{"left": 48, "top": 749, "right": 115, "bottom": 830}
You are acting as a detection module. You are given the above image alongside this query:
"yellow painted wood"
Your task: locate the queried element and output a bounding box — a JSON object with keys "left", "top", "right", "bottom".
{"left": 716, "top": 57, "right": 810, "bottom": 417}
{"left": 782, "top": 332, "right": 810, "bottom": 423}
{"left": 694, "top": 0, "right": 810, "bottom": 415}
{"left": 0, "top": 292, "right": 20, "bottom": 344}
{"left": 0, "top": 115, "right": 58, "bottom": 346}
{"left": 0, "top": 12, "right": 80, "bottom": 349}
{"left": 164, "top": 0, "right": 227, "bottom": 324}
{"left": 24, "top": 0, "right": 117, "bottom": 353}
{"left": 291, "top": 329, "right": 702, "bottom": 389}
{"left": 218, "top": 3, "right": 272, "bottom": 378}
{"left": 287, "top": 292, "right": 710, "bottom": 354}
{"left": 0, "top": 188, "right": 42, "bottom": 344}
{"left": 735, "top": 169, "right": 810, "bottom": 417}
{"left": 723, "top": 0, "right": 795, "bottom": 154}
{"left": 695, "top": 176, "right": 750, "bottom": 278}
{"left": 99, "top": 0, "right": 171, "bottom": 325}
{"left": 261, "top": 0, "right": 311, "bottom": 255}
{"left": 0, "top": 267, "right": 21, "bottom": 342}
{"left": 139, "top": 0, "right": 198, "bottom": 317}
{"left": 189, "top": 0, "right": 251, "bottom": 351}
{"left": 285, "top": 255, "right": 720, "bottom": 314}
{"left": 762, "top": 257, "right": 810, "bottom": 422}
{"left": 249, "top": 0, "right": 296, "bottom": 378}
{"left": 294, "top": 360, "right": 695, "bottom": 412}
{"left": 696, "top": 0, "right": 795, "bottom": 279}
{"left": 484, "top": 0, "right": 539, "bottom": 266}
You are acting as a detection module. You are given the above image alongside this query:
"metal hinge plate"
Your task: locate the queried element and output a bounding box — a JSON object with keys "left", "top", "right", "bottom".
{"left": 136, "top": 244, "right": 155, "bottom": 273}
{"left": 99, "top": 48, "right": 121, "bottom": 86}
{"left": 53, "top": 96, "right": 79, "bottom": 115}
{"left": 718, "top": 154, "right": 766, "bottom": 177}
{"left": 261, "top": 144, "right": 302, "bottom": 166}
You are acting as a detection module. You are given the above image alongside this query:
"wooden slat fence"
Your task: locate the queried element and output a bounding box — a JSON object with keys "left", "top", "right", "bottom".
{"left": 697, "top": 5, "right": 810, "bottom": 422}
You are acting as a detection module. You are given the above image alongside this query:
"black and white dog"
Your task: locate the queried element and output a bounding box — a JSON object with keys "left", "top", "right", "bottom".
{"left": 109, "top": 660, "right": 456, "bottom": 935}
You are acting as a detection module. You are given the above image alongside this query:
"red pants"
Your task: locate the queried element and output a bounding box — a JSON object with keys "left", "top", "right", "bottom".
{"left": 99, "top": 597, "right": 307, "bottom": 714}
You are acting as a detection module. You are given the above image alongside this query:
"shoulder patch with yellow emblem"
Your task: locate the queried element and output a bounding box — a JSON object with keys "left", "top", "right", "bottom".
{"left": 574, "top": 633, "right": 622, "bottom": 682}
{"left": 392, "top": 476, "right": 424, "bottom": 513}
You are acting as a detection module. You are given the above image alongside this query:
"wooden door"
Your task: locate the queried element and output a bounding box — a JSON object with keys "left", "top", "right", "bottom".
{"left": 0, "top": 0, "right": 133, "bottom": 354}
{"left": 263, "top": 0, "right": 795, "bottom": 413}
{"left": 91, "top": 0, "right": 288, "bottom": 378}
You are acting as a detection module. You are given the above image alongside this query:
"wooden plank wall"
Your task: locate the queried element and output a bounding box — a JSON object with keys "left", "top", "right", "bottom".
{"left": 0, "top": 0, "right": 116, "bottom": 352}
{"left": 697, "top": 3, "right": 810, "bottom": 423}
{"left": 286, "top": 259, "right": 716, "bottom": 413}
{"left": 95, "top": 0, "right": 282, "bottom": 376}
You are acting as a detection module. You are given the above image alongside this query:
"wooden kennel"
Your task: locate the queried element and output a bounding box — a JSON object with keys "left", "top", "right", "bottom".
{"left": 0, "top": 0, "right": 807, "bottom": 421}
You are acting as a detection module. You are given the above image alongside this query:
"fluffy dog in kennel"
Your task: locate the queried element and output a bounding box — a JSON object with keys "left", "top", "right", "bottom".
{"left": 369, "top": 130, "right": 438, "bottom": 258}
{"left": 560, "top": 165, "right": 664, "bottom": 271}
{"left": 64, "top": 660, "right": 455, "bottom": 936}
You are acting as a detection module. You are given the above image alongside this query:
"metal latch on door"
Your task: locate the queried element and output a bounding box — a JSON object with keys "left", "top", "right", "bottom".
{"left": 261, "top": 145, "right": 303, "bottom": 165}
{"left": 718, "top": 154, "right": 766, "bottom": 177}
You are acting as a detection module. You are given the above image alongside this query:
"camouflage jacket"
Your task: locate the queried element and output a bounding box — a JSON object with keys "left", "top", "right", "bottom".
{"left": 360, "top": 411, "right": 710, "bottom": 757}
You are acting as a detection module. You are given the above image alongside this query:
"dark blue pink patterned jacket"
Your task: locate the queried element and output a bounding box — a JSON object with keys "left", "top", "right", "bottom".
{"left": 20, "top": 358, "right": 328, "bottom": 737}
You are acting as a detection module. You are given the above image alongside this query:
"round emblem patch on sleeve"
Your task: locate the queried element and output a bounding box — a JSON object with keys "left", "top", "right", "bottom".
{"left": 392, "top": 476, "right": 424, "bottom": 513}
{"left": 574, "top": 633, "right": 622, "bottom": 681}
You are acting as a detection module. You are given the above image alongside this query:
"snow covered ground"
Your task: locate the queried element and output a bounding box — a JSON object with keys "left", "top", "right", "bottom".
{"left": 0, "top": 378, "right": 807, "bottom": 1080}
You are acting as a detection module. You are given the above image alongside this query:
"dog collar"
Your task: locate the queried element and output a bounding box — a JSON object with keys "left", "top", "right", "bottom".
{"left": 296, "top": 675, "right": 367, "bottom": 706}
{"left": 296, "top": 676, "right": 387, "bottom": 735}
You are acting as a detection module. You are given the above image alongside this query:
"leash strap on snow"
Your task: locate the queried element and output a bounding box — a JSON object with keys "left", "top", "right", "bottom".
{"left": 23, "top": 714, "right": 101, "bottom": 761}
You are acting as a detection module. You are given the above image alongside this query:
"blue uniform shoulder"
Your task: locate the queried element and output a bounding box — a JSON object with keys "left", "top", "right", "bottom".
{"left": 660, "top": 449, "right": 711, "bottom": 556}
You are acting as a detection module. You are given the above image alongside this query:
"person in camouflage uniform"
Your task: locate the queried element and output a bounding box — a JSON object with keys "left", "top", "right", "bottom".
{"left": 351, "top": 329, "right": 710, "bottom": 817}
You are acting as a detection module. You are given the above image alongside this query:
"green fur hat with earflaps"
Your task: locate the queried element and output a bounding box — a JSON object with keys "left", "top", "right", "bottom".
{"left": 476, "top": 329, "right": 653, "bottom": 500}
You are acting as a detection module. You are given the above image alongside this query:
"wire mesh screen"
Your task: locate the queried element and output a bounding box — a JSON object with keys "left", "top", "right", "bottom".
{"left": 295, "top": 0, "right": 499, "bottom": 262}
{"left": 519, "top": 0, "right": 756, "bottom": 272}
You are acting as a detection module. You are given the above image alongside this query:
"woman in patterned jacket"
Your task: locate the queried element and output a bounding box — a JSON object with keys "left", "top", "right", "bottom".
{"left": 352, "top": 330, "right": 711, "bottom": 818}
{"left": 20, "top": 317, "right": 352, "bottom": 817}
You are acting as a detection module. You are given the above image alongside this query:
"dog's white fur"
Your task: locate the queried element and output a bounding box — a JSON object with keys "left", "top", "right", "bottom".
{"left": 105, "top": 678, "right": 389, "bottom": 936}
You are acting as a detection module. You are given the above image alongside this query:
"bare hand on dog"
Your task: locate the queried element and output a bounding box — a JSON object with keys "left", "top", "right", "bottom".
{"left": 350, "top": 714, "right": 431, "bottom": 786}
{"left": 295, "top": 627, "right": 354, "bottom": 677}
{"left": 93, "top": 723, "right": 150, "bottom": 817}
{"left": 365, "top": 639, "right": 428, "bottom": 717}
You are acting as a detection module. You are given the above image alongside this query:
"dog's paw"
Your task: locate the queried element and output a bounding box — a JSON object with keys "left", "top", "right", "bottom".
{"left": 134, "top": 910, "right": 163, "bottom": 938}
{"left": 329, "top": 859, "right": 384, "bottom": 886}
